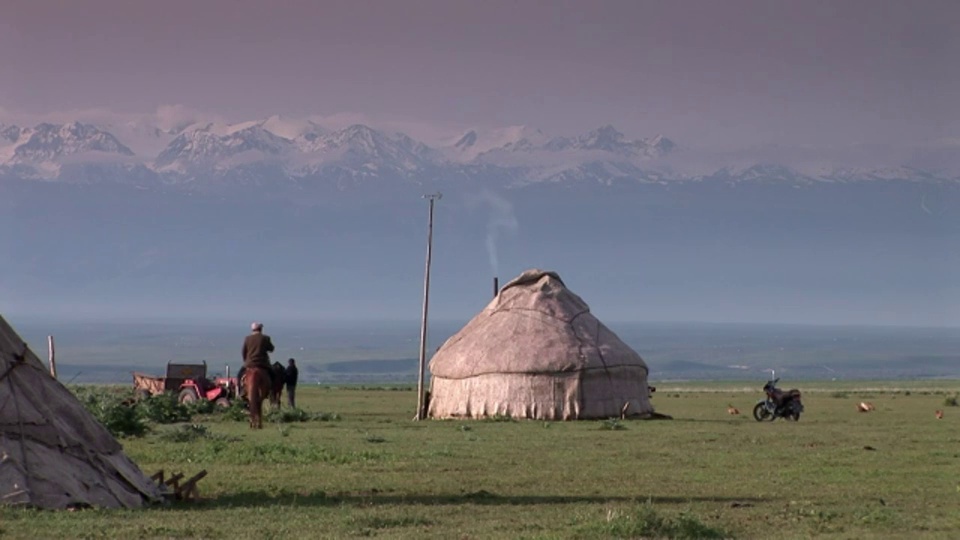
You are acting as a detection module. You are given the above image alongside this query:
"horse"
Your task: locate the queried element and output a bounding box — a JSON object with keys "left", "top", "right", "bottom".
{"left": 269, "top": 361, "right": 286, "bottom": 408}
{"left": 242, "top": 365, "right": 272, "bottom": 429}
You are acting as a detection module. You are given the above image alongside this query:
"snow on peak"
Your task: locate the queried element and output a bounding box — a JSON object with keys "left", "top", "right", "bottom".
{"left": 543, "top": 126, "right": 675, "bottom": 158}
{"left": 261, "top": 115, "right": 326, "bottom": 140}
{"left": 0, "top": 123, "right": 21, "bottom": 143}
{"left": 578, "top": 124, "right": 626, "bottom": 149}
{"left": 454, "top": 130, "right": 478, "bottom": 150}
{"left": 332, "top": 124, "right": 380, "bottom": 144}
{"left": 820, "top": 165, "right": 933, "bottom": 182}
{"left": 7, "top": 121, "right": 134, "bottom": 164}
{"left": 443, "top": 125, "right": 549, "bottom": 161}
{"left": 153, "top": 122, "right": 293, "bottom": 172}
{"left": 646, "top": 134, "right": 675, "bottom": 153}
{"left": 287, "top": 124, "right": 433, "bottom": 174}
{"left": 0, "top": 123, "right": 22, "bottom": 163}
{"left": 439, "top": 124, "right": 676, "bottom": 170}
{"left": 93, "top": 118, "right": 179, "bottom": 158}
{"left": 4, "top": 111, "right": 948, "bottom": 186}
{"left": 222, "top": 120, "right": 263, "bottom": 136}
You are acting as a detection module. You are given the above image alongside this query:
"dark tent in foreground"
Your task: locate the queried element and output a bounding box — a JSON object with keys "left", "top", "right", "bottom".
{"left": 0, "top": 315, "right": 162, "bottom": 509}
{"left": 428, "top": 269, "right": 657, "bottom": 420}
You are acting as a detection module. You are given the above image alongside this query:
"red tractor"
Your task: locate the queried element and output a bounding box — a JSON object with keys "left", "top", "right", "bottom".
{"left": 133, "top": 361, "right": 237, "bottom": 406}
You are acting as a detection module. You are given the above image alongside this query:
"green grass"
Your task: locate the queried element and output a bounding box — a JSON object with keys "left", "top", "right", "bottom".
{"left": 2, "top": 382, "right": 960, "bottom": 539}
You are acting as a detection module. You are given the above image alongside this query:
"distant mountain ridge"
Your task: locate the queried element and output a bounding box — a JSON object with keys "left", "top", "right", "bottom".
{"left": 2, "top": 115, "right": 956, "bottom": 188}
{"left": 2, "top": 112, "right": 958, "bottom": 326}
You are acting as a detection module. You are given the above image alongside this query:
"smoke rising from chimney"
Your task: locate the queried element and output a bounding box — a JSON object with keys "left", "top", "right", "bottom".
{"left": 478, "top": 190, "right": 519, "bottom": 276}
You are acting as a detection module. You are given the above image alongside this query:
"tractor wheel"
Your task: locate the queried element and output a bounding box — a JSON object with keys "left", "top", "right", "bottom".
{"left": 178, "top": 388, "right": 198, "bottom": 404}
{"left": 215, "top": 397, "right": 230, "bottom": 408}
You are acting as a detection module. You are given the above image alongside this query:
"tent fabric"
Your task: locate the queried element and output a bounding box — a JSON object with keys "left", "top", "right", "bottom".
{"left": 0, "top": 315, "right": 163, "bottom": 509}
{"left": 427, "top": 269, "right": 655, "bottom": 420}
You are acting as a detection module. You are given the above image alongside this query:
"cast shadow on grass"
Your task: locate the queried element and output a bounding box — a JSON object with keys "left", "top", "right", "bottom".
{"left": 190, "top": 490, "right": 766, "bottom": 509}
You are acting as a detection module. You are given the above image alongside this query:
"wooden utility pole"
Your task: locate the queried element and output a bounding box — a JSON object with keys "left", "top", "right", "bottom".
{"left": 416, "top": 192, "right": 442, "bottom": 420}
{"left": 47, "top": 335, "right": 57, "bottom": 379}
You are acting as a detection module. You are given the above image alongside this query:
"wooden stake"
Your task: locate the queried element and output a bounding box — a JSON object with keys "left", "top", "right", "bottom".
{"left": 47, "top": 336, "right": 57, "bottom": 379}
{"left": 416, "top": 193, "right": 441, "bottom": 420}
{"left": 177, "top": 470, "right": 208, "bottom": 501}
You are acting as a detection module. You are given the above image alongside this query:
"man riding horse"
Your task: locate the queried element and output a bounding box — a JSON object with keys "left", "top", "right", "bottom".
{"left": 238, "top": 322, "right": 276, "bottom": 428}
{"left": 238, "top": 322, "right": 276, "bottom": 399}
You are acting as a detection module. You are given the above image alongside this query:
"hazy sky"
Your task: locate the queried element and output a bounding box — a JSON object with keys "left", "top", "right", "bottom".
{"left": 1, "top": 0, "right": 958, "bottom": 148}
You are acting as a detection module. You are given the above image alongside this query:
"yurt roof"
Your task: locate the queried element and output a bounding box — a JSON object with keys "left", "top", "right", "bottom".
{"left": 0, "top": 315, "right": 163, "bottom": 509}
{"left": 429, "top": 269, "right": 647, "bottom": 379}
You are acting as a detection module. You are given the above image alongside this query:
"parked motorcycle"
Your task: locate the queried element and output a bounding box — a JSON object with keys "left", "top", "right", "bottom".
{"left": 753, "top": 377, "right": 804, "bottom": 421}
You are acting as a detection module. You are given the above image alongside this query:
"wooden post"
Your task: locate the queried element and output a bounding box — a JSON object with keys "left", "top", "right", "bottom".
{"left": 47, "top": 336, "right": 57, "bottom": 379}
{"left": 177, "top": 470, "right": 208, "bottom": 501}
{"left": 416, "top": 193, "right": 441, "bottom": 420}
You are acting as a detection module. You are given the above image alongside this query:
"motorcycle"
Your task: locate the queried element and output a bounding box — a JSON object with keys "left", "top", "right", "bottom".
{"left": 753, "top": 377, "right": 804, "bottom": 421}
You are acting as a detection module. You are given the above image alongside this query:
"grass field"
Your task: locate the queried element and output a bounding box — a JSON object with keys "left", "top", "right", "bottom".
{"left": 2, "top": 382, "right": 959, "bottom": 539}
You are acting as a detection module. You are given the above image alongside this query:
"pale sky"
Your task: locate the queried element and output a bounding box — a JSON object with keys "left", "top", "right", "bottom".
{"left": 1, "top": 0, "right": 958, "bottom": 148}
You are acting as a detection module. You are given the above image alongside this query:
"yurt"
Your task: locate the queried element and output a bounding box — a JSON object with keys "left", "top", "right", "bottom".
{"left": 427, "top": 269, "right": 655, "bottom": 420}
{"left": 0, "top": 315, "right": 163, "bottom": 509}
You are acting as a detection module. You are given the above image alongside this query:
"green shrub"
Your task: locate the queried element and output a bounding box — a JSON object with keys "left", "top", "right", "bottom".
{"left": 220, "top": 400, "right": 250, "bottom": 422}
{"left": 364, "top": 433, "right": 386, "bottom": 443}
{"left": 580, "top": 504, "right": 728, "bottom": 539}
{"left": 136, "top": 393, "right": 192, "bottom": 424}
{"left": 98, "top": 400, "right": 149, "bottom": 438}
{"left": 266, "top": 407, "right": 341, "bottom": 423}
{"left": 157, "top": 423, "right": 212, "bottom": 442}
{"left": 185, "top": 398, "right": 216, "bottom": 416}
{"left": 348, "top": 514, "right": 432, "bottom": 535}
{"left": 944, "top": 394, "right": 958, "bottom": 407}
{"left": 267, "top": 408, "right": 311, "bottom": 423}
{"left": 71, "top": 385, "right": 149, "bottom": 438}
{"left": 217, "top": 442, "right": 381, "bottom": 465}
{"left": 599, "top": 418, "right": 627, "bottom": 431}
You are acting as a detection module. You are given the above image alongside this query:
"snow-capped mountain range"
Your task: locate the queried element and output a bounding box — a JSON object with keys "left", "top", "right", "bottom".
{"left": 3, "top": 115, "right": 957, "bottom": 330}
{"left": 0, "top": 116, "right": 957, "bottom": 187}
{"left": 0, "top": 122, "right": 134, "bottom": 175}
